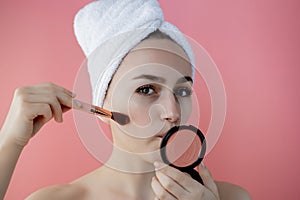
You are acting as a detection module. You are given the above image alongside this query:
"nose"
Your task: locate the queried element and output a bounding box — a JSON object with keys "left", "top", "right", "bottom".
{"left": 159, "top": 90, "right": 180, "bottom": 124}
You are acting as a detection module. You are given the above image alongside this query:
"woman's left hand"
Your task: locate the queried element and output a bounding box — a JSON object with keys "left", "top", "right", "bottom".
{"left": 151, "top": 162, "right": 220, "bottom": 200}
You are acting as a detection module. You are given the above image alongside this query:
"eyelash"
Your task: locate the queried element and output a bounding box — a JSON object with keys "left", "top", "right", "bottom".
{"left": 135, "top": 84, "right": 192, "bottom": 97}
{"left": 174, "top": 87, "right": 193, "bottom": 97}
{"left": 136, "top": 84, "right": 157, "bottom": 96}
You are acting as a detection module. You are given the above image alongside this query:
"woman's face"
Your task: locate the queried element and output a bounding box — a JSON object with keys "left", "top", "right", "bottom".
{"left": 103, "top": 38, "right": 193, "bottom": 162}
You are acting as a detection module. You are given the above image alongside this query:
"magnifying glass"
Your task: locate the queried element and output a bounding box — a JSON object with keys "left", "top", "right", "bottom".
{"left": 160, "top": 125, "right": 206, "bottom": 184}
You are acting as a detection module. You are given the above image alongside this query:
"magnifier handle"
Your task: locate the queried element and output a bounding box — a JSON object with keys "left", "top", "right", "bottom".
{"left": 185, "top": 168, "right": 204, "bottom": 185}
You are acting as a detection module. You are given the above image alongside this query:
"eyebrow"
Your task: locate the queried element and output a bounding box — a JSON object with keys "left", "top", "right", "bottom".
{"left": 177, "top": 76, "right": 193, "bottom": 84}
{"left": 132, "top": 74, "right": 193, "bottom": 84}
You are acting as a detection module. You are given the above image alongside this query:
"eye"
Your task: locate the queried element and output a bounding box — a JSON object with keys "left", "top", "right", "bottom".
{"left": 174, "top": 87, "right": 193, "bottom": 97}
{"left": 136, "top": 84, "right": 157, "bottom": 96}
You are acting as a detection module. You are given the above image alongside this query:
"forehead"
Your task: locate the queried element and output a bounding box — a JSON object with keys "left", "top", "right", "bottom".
{"left": 114, "top": 38, "right": 193, "bottom": 80}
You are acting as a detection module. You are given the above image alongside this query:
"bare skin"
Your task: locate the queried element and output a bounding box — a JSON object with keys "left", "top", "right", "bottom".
{"left": 26, "top": 166, "right": 251, "bottom": 200}
{"left": 0, "top": 82, "right": 75, "bottom": 199}
{"left": 1, "top": 39, "right": 251, "bottom": 200}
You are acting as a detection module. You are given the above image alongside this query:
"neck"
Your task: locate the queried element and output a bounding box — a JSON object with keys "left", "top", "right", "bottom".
{"left": 98, "top": 150, "right": 156, "bottom": 199}
{"left": 105, "top": 145, "right": 155, "bottom": 173}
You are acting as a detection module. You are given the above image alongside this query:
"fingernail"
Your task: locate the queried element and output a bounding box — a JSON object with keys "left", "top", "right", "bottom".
{"left": 71, "top": 92, "right": 76, "bottom": 98}
{"left": 72, "top": 99, "right": 82, "bottom": 108}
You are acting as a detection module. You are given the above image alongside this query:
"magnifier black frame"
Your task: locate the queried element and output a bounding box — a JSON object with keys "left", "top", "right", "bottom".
{"left": 160, "top": 125, "right": 206, "bottom": 171}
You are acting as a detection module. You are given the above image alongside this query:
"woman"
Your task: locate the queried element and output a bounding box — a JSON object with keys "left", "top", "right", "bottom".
{"left": 0, "top": 1, "right": 251, "bottom": 199}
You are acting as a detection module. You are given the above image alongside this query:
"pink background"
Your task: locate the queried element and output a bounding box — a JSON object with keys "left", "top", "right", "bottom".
{"left": 0, "top": 0, "right": 299, "bottom": 199}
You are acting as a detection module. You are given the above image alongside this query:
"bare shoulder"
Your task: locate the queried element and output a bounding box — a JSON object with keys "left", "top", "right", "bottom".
{"left": 26, "top": 183, "right": 87, "bottom": 200}
{"left": 216, "top": 181, "right": 252, "bottom": 200}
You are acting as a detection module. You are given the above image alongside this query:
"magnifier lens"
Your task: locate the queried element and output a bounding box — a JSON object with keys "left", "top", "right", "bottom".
{"left": 161, "top": 125, "right": 206, "bottom": 170}
{"left": 165, "top": 129, "right": 202, "bottom": 168}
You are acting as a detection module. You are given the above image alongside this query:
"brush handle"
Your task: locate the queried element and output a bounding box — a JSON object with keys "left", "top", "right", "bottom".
{"left": 72, "top": 99, "right": 112, "bottom": 118}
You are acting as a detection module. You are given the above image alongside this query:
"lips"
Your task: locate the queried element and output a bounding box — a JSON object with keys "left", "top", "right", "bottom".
{"left": 156, "top": 125, "right": 174, "bottom": 138}
{"left": 155, "top": 130, "right": 167, "bottom": 138}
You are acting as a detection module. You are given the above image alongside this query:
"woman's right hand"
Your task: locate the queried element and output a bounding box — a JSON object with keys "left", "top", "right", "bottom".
{"left": 0, "top": 82, "right": 76, "bottom": 149}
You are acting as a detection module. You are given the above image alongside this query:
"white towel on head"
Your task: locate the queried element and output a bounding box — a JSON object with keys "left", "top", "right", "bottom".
{"left": 74, "top": 0, "right": 195, "bottom": 107}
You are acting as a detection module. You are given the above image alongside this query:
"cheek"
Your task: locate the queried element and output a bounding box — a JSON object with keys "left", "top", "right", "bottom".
{"left": 121, "top": 95, "right": 167, "bottom": 139}
{"left": 128, "top": 97, "right": 153, "bottom": 126}
{"left": 178, "top": 98, "right": 192, "bottom": 123}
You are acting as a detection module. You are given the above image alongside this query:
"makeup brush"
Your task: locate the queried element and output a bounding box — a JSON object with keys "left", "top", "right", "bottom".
{"left": 72, "top": 99, "right": 130, "bottom": 125}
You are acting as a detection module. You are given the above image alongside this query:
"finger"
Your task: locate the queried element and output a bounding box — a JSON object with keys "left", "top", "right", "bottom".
{"left": 24, "top": 102, "right": 52, "bottom": 122}
{"left": 29, "top": 90, "right": 73, "bottom": 118}
{"left": 40, "top": 82, "right": 75, "bottom": 97}
{"left": 16, "top": 83, "right": 75, "bottom": 106}
{"left": 22, "top": 94, "right": 63, "bottom": 123}
{"left": 29, "top": 103, "right": 53, "bottom": 135}
{"left": 16, "top": 84, "right": 74, "bottom": 122}
{"left": 30, "top": 82, "right": 76, "bottom": 97}
{"left": 41, "top": 85, "right": 76, "bottom": 111}
{"left": 198, "top": 163, "right": 219, "bottom": 198}
{"left": 56, "top": 93, "right": 74, "bottom": 113}
{"left": 61, "top": 105, "right": 71, "bottom": 113}
{"left": 155, "top": 170, "right": 190, "bottom": 199}
{"left": 151, "top": 176, "right": 176, "bottom": 200}
{"left": 154, "top": 162, "right": 199, "bottom": 192}
{"left": 55, "top": 92, "right": 74, "bottom": 109}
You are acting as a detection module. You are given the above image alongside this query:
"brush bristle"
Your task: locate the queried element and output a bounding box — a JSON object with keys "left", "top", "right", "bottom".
{"left": 111, "top": 112, "right": 130, "bottom": 125}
